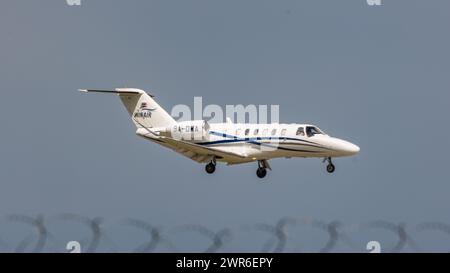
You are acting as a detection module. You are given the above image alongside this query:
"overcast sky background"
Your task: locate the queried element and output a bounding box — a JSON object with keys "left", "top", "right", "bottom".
{"left": 0, "top": 0, "right": 449, "bottom": 252}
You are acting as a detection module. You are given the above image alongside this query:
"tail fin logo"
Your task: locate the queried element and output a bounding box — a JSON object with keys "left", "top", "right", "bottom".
{"left": 134, "top": 103, "right": 156, "bottom": 119}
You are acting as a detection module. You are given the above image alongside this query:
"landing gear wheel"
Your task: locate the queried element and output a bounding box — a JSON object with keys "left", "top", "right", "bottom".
{"left": 205, "top": 162, "right": 216, "bottom": 174}
{"left": 256, "top": 167, "right": 267, "bottom": 178}
{"left": 326, "top": 163, "right": 335, "bottom": 173}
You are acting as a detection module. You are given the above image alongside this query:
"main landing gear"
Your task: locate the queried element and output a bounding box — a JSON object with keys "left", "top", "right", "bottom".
{"left": 324, "top": 157, "right": 335, "bottom": 173}
{"left": 256, "top": 160, "right": 271, "bottom": 179}
{"left": 256, "top": 167, "right": 267, "bottom": 179}
{"left": 205, "top": 157, "right": 216, "bottom": 174}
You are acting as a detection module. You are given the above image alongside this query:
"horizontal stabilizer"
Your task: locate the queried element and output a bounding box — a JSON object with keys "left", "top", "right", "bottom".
{"left": 79, "top": 87, "right": 174, "bottom": 128}
{"left": 78, "top": 88, "right": 154, "bottom": 97}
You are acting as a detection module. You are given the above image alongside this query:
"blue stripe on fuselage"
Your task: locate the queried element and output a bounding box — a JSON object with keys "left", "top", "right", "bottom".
{"left": 196, "top": 130, "right": 330, "bottom": 152}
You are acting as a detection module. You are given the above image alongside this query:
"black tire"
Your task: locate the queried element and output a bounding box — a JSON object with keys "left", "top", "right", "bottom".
{"left": 326, "top": 163, "right": 335, "bottom": 173}
{"left": 205, "top": 163, "right": 216, "bottom": 174}
{"left": 256, "top": 167, "right": 267, "bottom": 178}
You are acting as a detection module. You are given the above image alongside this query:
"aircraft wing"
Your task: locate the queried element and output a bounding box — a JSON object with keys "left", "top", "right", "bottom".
{"left": 153, "top": 136, "right": 249, "bottom": 164}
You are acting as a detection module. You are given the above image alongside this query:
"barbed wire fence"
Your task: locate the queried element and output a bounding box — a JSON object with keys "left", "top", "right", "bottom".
{"left": 0, "top": 214, "right": 449, "bottom": 253}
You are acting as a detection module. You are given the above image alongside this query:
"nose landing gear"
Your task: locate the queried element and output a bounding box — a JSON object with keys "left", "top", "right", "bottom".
{"left": 324, "top": 157, "right": 335, "bottom": 173}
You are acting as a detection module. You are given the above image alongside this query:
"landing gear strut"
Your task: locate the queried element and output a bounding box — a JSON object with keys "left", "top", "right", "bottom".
{"left": 325, "top": 157, "right": 335, "bottom": 173}
{"left": 205, "top": 158, "right": 216, "bottom": 174}
{"left": 256, "top": 160, "right": 271, "bottom": 179}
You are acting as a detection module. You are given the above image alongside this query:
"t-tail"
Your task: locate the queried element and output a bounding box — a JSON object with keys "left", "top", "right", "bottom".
{"left": 79, "top": 88, "right": 176, "bottom": 129}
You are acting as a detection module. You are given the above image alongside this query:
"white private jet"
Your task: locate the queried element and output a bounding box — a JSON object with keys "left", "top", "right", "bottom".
{"left": 79, "top": 88, "right": 360, "bottom": 178}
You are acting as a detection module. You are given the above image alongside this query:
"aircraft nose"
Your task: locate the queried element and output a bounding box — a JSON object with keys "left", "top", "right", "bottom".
{"left": 345, "top": 142, "right": 360, "bottom": 155}
{"left": 331, "top": 138, "right": 360, "bottom": 156}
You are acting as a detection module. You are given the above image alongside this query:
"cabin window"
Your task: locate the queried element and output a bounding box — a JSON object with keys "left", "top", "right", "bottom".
{"left": 245, "top": 128, "right": 250, "bottom": 136}
{"left": 271, "top": 129, "right": 277, "bottom": 136}
{"left": 296, "top": 127, "right": 305, "bottom": 136}
{"left": 281, "top": 129, "right": 287, "bottom": 136}
{"left": 262, "top": 128, "right": 268, "bottom": 136}
{"left": 254, "top": 129, "right": 259, "bottom": 135}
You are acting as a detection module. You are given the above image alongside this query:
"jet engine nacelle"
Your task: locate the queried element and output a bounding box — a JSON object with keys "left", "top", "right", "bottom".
{"left": 170, "top": 120, "right": 210, "bottom": 141}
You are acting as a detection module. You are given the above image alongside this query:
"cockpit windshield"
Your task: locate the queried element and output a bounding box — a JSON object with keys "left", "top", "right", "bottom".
{"left": 306, "top": 126, "right": 324, "bottom": 137}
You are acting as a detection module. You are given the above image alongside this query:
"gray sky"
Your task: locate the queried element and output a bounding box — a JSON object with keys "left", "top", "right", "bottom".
{"left": 0, "top": 0, "right": 449, "bottom": 252}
